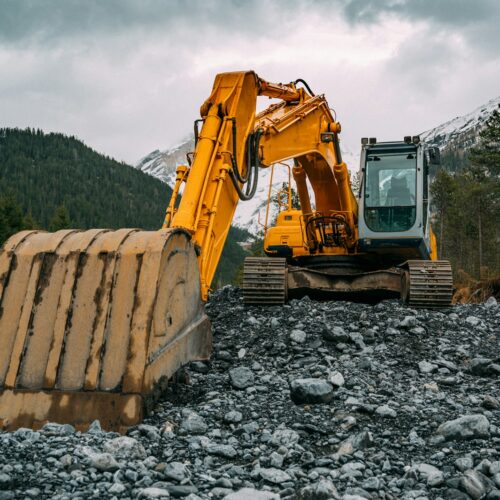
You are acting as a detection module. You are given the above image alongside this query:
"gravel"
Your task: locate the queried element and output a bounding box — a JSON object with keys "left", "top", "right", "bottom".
{"left": 0, "top": 286, "right": 499, "bottom": 499}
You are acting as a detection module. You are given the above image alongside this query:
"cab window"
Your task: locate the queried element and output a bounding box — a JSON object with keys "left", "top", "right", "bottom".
{"left": 364, "top": 151, "right": 417, "bottom": 232}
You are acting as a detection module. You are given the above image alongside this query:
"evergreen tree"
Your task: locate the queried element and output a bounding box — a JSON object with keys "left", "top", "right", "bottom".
{"left": 23, "top": 212, "right": 39, "bottom": 230}
{"left": 49, "top": 205, "right": 71, "bottom": 231}
{"left": 430, "top": 169, "right": 456, "bottom": 257}
{"left": 468, "top": 104, "right": 500, "bottom": 177}
{"left": 0, "top": 195, "right": 25, "bottom": 244}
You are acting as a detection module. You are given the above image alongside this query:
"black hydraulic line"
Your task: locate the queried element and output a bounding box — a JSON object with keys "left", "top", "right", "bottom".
{"left": 229, "top": 129, "right": 262, "bottom": 201}
{"left": 293, "top": 78, "right": 315, "bottom": 96}
{"left": 305, "top": 215, "right": 352, "bottom": 247}
{"left": 229, "top": 118, "right": 252, "bottom": 184}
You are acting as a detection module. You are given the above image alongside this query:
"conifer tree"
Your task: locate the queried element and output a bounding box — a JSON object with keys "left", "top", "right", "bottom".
{"left": 469, "top": 105, "right": 500, "bottom": 177}
{"left": 49, "top": 205, "right": 71, "bottom": 231}
{"left": 0, "top": 195, "right": 25, "bottom": 244}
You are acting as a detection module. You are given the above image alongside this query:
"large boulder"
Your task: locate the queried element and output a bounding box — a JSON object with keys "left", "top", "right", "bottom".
{"left": 437, "top": 414, "right": 490, "bottom": 441}
{"left": 290, "top": 378, "right": 334, "bottom": 404}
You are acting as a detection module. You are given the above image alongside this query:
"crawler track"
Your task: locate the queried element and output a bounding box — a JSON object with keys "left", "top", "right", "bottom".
{"left": 242, "top": 257, "right": 287, "bottom": 305}
{"left": 401, "top": 260, "right": 453, "bottom": 309}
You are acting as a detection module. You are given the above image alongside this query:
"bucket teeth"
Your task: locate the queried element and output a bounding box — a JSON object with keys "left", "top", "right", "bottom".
{"left": 0, "top": 229, "right": 211, "bottom": 432}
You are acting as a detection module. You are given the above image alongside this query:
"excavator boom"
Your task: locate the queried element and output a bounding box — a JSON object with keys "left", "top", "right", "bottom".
{"left": 167, "top": 71, "right": 357, "bottom": 299}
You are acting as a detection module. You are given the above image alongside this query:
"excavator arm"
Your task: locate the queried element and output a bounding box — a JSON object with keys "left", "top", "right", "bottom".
{"left": 165, "top": 71, "right": 358, "bottom": 300}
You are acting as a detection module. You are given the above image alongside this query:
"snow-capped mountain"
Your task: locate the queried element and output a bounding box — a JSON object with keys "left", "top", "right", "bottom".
{"left": 136, "top": 95, "right": 499, "bottom": 234}
{"left": 136, "top": 139, "right": 359, "bottom": 234}
{"left": 421, "top": 96, "right": 500, "bottom": 151}
{"left": 136, "top": 137, "right": 195, "bottom": 186}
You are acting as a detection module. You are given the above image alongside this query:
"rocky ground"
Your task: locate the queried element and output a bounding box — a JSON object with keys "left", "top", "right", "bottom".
{"left": 1, "top": 287, "right": 500, "bottom": 500}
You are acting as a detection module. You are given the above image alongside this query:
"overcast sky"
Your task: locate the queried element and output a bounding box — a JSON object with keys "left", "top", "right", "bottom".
{"left": 1, "top": 0, "right": 499, "bottom": 164}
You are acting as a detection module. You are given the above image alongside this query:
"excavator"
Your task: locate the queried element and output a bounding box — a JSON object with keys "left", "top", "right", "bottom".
{"left": 0, "top": 71, "right": 452, "bottom": 432}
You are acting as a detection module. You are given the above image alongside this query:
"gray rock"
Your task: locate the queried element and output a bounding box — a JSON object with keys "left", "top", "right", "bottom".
{"left": 483, "top": 395, "right": 500, "bottom": 410}
{"left": 419, "top": 360, "right": 438, "bottom": 373}
{"left": 466, "top": 316, "right": 481, "bottom": 326}
{"left": 24, "top": 489, "right": 41, "bottom": 498}
{"left": 341, "top": 461, "right": 365, "bottom": 479}
{"left": 0, "top": 473, "right": 11, "bottom": 488}
{"left": 207, "top": 444, "right": 237, "bottom": 458}
{"left": 437, "top": 414, "right": 490, "bottom": 440}
{"left": 163, "top": 462, "right": 189, "bottom": 482}
{"left": 443, "top": 489, "right": 470, "bottom": 500}
{"left": 13, "top": 428, "right": 40, "bottom": 442}
{"left": 109, "top": 483, "right": 127, "bottom": 494}
{"left": 229, "top": 366, "right": 255, "bottom": 389}
{"left": 224, "top": 411, "right": 243, "bottom": 423}
{"left": 269, "top": 451, "right": 284, "bottom": 468}
{"left": 259, "top": 467, "right": 291, "bottom": 484}
{"left": 181, "top": 411, "right": 208, "bottom": 435}
{"left": 375, "top": 404, "right": 397, "bottom": 418}
{"left": 455, "top": 456, "right": 474, "bottom": 472}
{"left": 328, "top": 370, "right": 345, "bottom": 387}
{"left": 290, "top": 378, "right": 334, "bottom": 404}
{"left": 103, "top": 436, "right": 147, "bottom": 459}
{"left": 271, "top": 428, "right": 300, "bottom": 447}
{"left": 41, "top": 422, "right": 75, "bottom": 435}
{"left": 270, "top": 317, "right": 280, "bottom": 329}
{"left": 361, "top": 476, "right": 381, "bottom": 491}
{"left": 138, "top": 424, "right": 161, "bottom": 440}
{"left": 224, "top": 488, "right": 279, "bottom": 500}
{"left": 460, "top": 470, "right": 494, "bottom": 499}
{"left": 414, "top": 463, "right": 444, "bottom": 486}
{"left": 88, "top": 451, "right": 120, "bottom": 472}
{"left": 485, "top": 296, "right": 498, "bottom": 308}
{"left": 322, "top": 325, "right": 349, "bottom": 342}
{"left": 400, "top": 316, "right": 417, "bottom": 328}
{"left": 165, "top": 484, "right": 198, "bottom": 497}
{"left": 139, "top": 487, "right": 170, "bottom": 498}
{"left": 290, "top": 329, "right": 306, "bottom": 343}
{"left": 190, "top": 361, "right": 209, "bottom": 373}
{"left": 295, "top": 478, "right": 340, "bottom": 499}
{"left": 335, "top": 430, "right": 374, "bottom": 458}
{"left": 349, "top": 331, "right": 366, "bottom": 349}
{"left": 470, "top": 358, "right": 498, "bottom": 376}
{"left": 408, "top": 430, "right": 425, "bottom": 446}
{"left": 87, "top": 419, "right": 102, "bottom": 434}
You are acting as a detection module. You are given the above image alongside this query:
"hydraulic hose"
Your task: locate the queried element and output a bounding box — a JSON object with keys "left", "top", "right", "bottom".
{"left": 229, "top": 119, "right": 251, "bottom": 184}
{"left": 293, "top": 78, "right": 315, "bottom": 96}
{"left": 229, "top": 129, "right": 262, "bottom": 201}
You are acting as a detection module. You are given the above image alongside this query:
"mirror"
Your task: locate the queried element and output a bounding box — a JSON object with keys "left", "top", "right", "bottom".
{"left": 428, "top": 146, "right": 441, "bottom": 166}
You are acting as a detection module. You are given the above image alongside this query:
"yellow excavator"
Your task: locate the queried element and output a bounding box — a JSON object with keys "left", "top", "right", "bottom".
{"left": 0, "top": 71, "right": 452, "bottom": 432}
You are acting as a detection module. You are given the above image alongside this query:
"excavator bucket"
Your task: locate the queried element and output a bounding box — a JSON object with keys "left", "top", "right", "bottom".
{"left": 0, "top": 228, "right": 211, "bottom": 432}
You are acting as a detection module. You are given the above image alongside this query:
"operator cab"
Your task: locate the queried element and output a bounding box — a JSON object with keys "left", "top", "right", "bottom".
{"left": 357, "top": 136, "right": 439, "bottom": 263}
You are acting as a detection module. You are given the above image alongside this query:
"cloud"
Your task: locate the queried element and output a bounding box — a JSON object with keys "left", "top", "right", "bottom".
{"left": 0, "top": 0, "right": 288, "bottom": 45}
{"left": 341, "top": 0, "right": 500, "bottom": 53}
{"left": 0, "top": 0, "right": 498, "bottom": 163}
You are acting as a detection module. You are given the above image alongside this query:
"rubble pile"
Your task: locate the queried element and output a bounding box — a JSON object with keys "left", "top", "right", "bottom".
{"left": 0, "top": 287, "right": 499, "bottom": 499}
